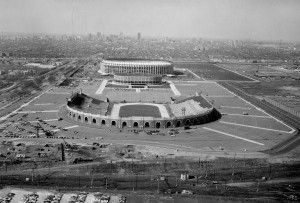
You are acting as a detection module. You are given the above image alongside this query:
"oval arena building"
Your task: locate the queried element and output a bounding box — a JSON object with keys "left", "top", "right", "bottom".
{"left": 100, "top": 58, "right": 174, "bottom": 75}
{"left": 65, "top": 92, "right": 221, "bottom": 129}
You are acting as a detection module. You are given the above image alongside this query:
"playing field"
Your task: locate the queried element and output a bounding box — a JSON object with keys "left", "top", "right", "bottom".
{"left": 119, "top": 104, "right": 162, "bottom": 118}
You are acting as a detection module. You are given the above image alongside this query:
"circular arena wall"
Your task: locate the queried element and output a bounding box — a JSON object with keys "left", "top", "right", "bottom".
{"left": 114, "top": 74, "right": 162, "bottom": 85}
{"left": 66, "top": 105, "right": 221, "bottom": 129}
{"left": 100, "top": 58, "right": 174, "bottom": 75}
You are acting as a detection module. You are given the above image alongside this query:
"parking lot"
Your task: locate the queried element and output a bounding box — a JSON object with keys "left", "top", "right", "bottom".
{"left": 0, "top": 188, "right": 125, "bottom": 203}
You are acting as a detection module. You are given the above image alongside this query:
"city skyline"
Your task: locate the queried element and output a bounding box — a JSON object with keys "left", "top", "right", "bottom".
{"left": 0, "top": 0, "right": 300, "bottom": 41}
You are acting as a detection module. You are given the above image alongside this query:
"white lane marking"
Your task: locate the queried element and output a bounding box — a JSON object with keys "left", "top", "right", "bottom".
{"left": 203, "top": 127, "right": 265, "bottom": 146}
{"left": 175, "top": 84, "right": 197, "bottom": 86}
{"left": 220, "top": 106, "right": 252, "bottom": 110}
{"left": 169, "top": 81, "right": 181, "bottom": 96}
{"left": 65, "top": 125, "right": 79, "bottom": 129}
{"left": 13, "top": 119, "right": 58, "bottom": 125}
{"left": 214, "top": 82, "right": 296, "bottom": 133}
{"left": 45, "top": 92, "right": 70, "bottom": 94}
{"left": 223, "top": 113, "right": 271, "bottom": 118}
{"left": 205, "top": 95, "right": 235, "bottom": 97}
{"left": 34, "top": 103, "right": 55, "bottom": 105}
{"left": 186, "top": 69, "right": 204, "bottom": 80}
{"left": 17, "top": 110, "right": 59, "bottom": 113}
{"left": 39, "top": 125, "right": 79, "bottom": 135}
{"left": 95, "top": 80, "right": 108, "bottom": 94}
{"left": 175, "top": 81, "right": 216, "bottom": 83}
{"left": 219, "top": 121, "right": 293, "bottom": 133}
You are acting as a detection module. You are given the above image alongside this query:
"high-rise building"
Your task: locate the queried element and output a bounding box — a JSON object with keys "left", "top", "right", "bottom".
{"left": 97, "top": 32, "right": 101, "bottom": 38}
{"left": 137, "top": 32, "right": 141, "bottom": 40}
{"left": 88, "top": 33, "right": 93, "bottom": 41}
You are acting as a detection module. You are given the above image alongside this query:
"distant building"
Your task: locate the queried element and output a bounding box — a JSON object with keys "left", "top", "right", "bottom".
{"left": 97, "top": 32, "right": 101, "bottom": 38}
{"left": 88, "top": 33, "right": 93, "bottom": 41}
{"left": 16, "top": 154, "right": 26, "bottom": 158}
{"left": 137, "top": 32, "right": 141, "bottom": 40}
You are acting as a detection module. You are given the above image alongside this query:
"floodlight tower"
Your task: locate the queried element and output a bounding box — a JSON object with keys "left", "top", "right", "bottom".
{"left": 182, "top": 107, "right": 186, "bottom": 116}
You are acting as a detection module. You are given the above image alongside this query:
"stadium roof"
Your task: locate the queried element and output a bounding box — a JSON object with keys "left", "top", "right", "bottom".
{"left": 103, "top": 58, "right": 173, "bottom": 65}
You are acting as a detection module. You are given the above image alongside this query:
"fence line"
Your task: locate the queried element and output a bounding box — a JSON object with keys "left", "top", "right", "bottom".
{"left": 264, "top": 97, "right": 300, "bottom": 119}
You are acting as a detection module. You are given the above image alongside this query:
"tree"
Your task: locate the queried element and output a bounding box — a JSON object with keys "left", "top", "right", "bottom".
{"left": 48, "top": 75, "right": 56, "bottom": 83}
{"left": 34, "top": 77, "right": 43, "bottom": 86}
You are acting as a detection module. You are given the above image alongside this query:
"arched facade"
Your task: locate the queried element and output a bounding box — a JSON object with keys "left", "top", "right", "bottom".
{"left": 66, "top": 105, "right": 221, "bottom": 129}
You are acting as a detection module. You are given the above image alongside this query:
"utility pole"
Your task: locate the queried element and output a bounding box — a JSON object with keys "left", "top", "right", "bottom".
{"left": 213, "top": 169, "right": 215, "bottom": 180}
{"left": 205, "top": 162, "right": 208, "bottom": 178}
{"left": 157, "top": 175, "right": 160, "bottom": 194}
{"left": 268, "top": 164, "right": 272, "bottom": 180}
{"left": 132, "top": 172, "right": 135, "bottom": 191}
{"left": 131, "top": 158, "right": 134, "bottom": 191}
{"left": 135, "top": 173, "right": 138, "bottom": 189}
{"left": 90, "top": 173, "right": 94, "bottom": 188}
{"left": 110, "top": 160, "right": 112, "bottom": 174}
{"left": 240, "top": 168, "right": 243, "bottom": 181}
{"left": 31, "top": 168, "right": 34, "bottom": 182}
{"left": 105, "top": 177, "right": 108, "bottom": 189}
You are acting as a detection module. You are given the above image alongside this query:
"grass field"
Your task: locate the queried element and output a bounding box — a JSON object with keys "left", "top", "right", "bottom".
{"left": 175, "top": 63, "right": 254, "bottom": 81}
{"left": 119, "top": 104, "right": 162, "bottom": 118}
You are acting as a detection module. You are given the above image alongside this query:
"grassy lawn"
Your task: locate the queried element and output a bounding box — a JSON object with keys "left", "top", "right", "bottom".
{"left": 119, "top": 105, "right": 161, "bottom": 117}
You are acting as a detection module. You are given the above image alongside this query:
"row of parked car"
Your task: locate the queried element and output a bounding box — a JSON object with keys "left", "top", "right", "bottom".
{"left": 0, "top": 193, "right": 15, "bottom": 203}
{"left": 0, "top": 192, "right": 126, "bottom": 203}
{"left": 68, "top": 192, "right": 88, "bottom": 203}
{"left": 21, "top": 193, "right": 39, "bottom": 203}
{"left": 93, "top": 192, "right": 110, "bottom": 203}
{"left": 44, "top": 193, "right": 63, "bottom": 203}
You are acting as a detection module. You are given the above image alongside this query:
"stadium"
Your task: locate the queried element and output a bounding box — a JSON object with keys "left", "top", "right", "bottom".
{"left": 99, "top": 58, "right": 174, "bottom": 86}
{"left": 66, "top": 58, "right": 222, "bottom": 128}
{"left": 100, "top": 58, "right": 174, "bottom": 75}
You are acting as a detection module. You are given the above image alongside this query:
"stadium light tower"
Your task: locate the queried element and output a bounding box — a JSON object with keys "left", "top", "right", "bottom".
{"left": 182, "top": 107, "right": 186, "bottom": 116}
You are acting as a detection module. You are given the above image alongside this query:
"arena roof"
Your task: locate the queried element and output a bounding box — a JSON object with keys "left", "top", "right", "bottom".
{"left": 102, "top": 58, "right": 172, "bottom": 66}
{"left": 114, "top": 73, "right": 160, "bottom": 77}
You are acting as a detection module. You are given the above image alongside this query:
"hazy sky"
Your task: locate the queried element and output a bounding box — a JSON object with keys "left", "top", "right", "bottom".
{"left": 0, "top": 0, "right": 300, "bottom": 41}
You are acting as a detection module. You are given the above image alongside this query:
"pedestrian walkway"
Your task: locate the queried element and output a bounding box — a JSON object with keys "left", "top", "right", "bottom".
{"left": 169, "top": 81, "right": 181, "bottom": 96}
{"left": 95, "top": 80, "right": 108, "bottom": 95}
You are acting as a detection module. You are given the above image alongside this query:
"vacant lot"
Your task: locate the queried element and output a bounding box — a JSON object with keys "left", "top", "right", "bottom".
{"left": 175, "top": 63, "right": 254, "bottom": 81}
